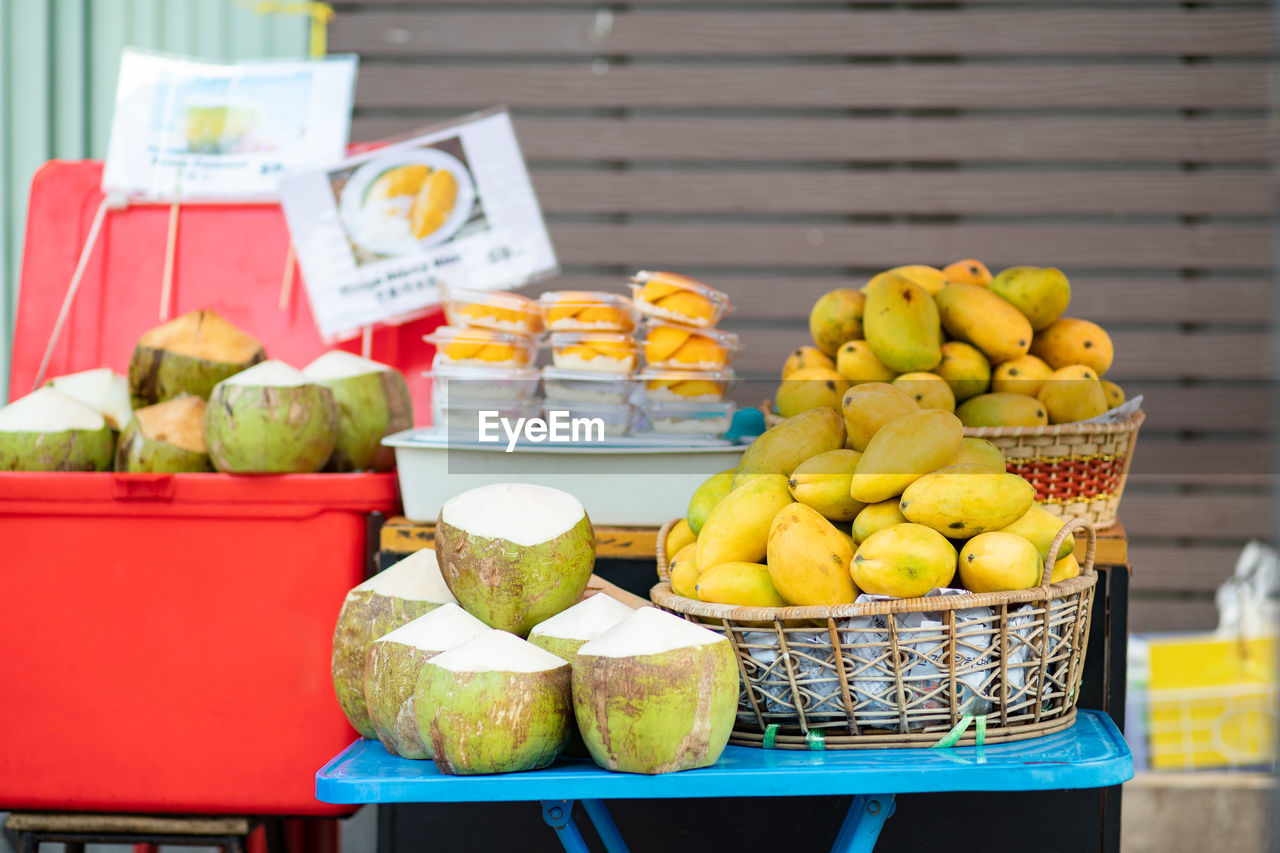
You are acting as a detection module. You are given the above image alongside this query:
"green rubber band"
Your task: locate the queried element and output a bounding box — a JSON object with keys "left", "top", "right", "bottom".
{"left": 806, "top": 729, "right": 826, "bottom": 751}
{"left": 763, "top": 723, "right": 779, "bottom": 749}
{"left": 974, "top": 714, "right": 987, "bottom": 747}
{"left": 930, "top": 715, "right": 973, "bottom": 749}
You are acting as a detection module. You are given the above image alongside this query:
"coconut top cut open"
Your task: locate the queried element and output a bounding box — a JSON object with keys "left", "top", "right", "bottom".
{"left": 303, "top": 350, "right": 394, "bottom": 379}
{"left": 441, "top": 483, "right": 587, "bottom": 547}
{"left": 353, "top": 549, "right": 457, "bottom": 604}
{"left": 529, "top": 594, "right": 635, "bottom": 642}
{"left": 578, "top": 606, "right": 725, "bottom": 658}
{"left": 46, "top": 368, "right": 133, "bottom": 429}
{"left": 141, "top": 309, "right": 264, "bottom": 363}
{"left": 221, "top": 359, "right": 314, "bottom": 388}
{"left": 428, "top": 630, "right": 568, "bottom": 674}
{"left": 134, "top": 396, "right": 207, "bottom": 453}
{"left": 373, "top": 602, "right": 490, "bottom": 652}
{"left": 0, "top": 387, "right": 106, "bottom": 433}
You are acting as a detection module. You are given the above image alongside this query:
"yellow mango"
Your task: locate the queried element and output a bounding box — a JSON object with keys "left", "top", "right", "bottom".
{"left": 849, "top": 409, "right": 964, "bottom": 503}
{"left": 991, "top": 354, "right": 1054, "bottom": 397}
{"left": 934, "top": 341, "right": 991, "bottom": 402}
{"left": 956, "top": 393, "right": 1048, "bottom": 428}
{"left": 998, "top": 505, "right": 1074, "bottom": 564}
{"left": 834, "top": 523, "right": 857, "bottom": 551}
{"left": 665, "top": 518, "right": 697, "bottom": 557}
{"left": 781, "top": 346, "right": 836, "bottom": 379}
{"left": 899, "top": 463, "right": 1035, "bottom": 539}
{"left": 953, "top": 437, "right": 1006, "bottom": 473}
{"left": 410, "top": 169, "right": 458, "bottom": 239}
{"left": 892, "top": 371, "right": 956, "bottom": 413}
{"left": 687, "top": 469, "right": 736, "bottom": 535}
{"left": 851, "top": 499, "right": 907, "bottom": 544}
{"left": 886, "top": 265, "right": 949, "bottom": 296}
{"left": 668, "top": 543, "right": 700, "bottom": 598}
{"left": 935, "top": 282, "right": 1033, "bottom": 365}
{"left": 851, "top": 523, "right": 957, "bottom": 598}
{"left": 840, "top": 382, "right": 919, "bottom": 451}
{"left": 863, "top": 273, "right": 943, "bottom": 373}
{"left": 697, "top": 474, "right": 793, "bottom": 568}
{"left": 1050, "top": 552, "right": 1081, "bottom": 584}
{"left": 958, "top": 532, "right": 1042, "bottom": 593}
{"left": 788, "top": 449, "right": 865, "bottom": 522}
{"left": 1101, "top": 379, "right": 1125, "bottom": 408}
{"left": 1036, "top": 365, "right": 1108, "bottom": 424}
{"left": 775, "top": 368, "right": 851, "bottom": 418}
{"left": 735, "top": 408, "right": 846, "bottom": 483}
{"left": 1030, "top": 317, "right": 1114, "bottom": 376}
{"left": 808, "top": 289, "right": 867, "bottom": 356}
{"left": 656, "top": 290, "right": 715, "bottom": 324}
{"left": 695, "top": 562, "right": 786, "bottom": 607}
{"left": 989, "top": 266, "right": 1072, "bottom": 332}
{"left": 766, "top": 503, "right": 858, "bottom": 606}
{"left": 942, "top": 259, "right": 992, "bottom": 287}
{"left": 835, "top": 340, "right": 897, "bottom": 386}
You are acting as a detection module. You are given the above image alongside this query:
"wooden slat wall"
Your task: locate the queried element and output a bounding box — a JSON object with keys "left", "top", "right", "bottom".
{"left": 332, "top": 0, "right": 1276, "bottom": 633}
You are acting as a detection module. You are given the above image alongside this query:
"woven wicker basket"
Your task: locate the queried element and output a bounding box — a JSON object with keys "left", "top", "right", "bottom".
{"left": 652, "top": 516, "right": 1097, "bottom": 749}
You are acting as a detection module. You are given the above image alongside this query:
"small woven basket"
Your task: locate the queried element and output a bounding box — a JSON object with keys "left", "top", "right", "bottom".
{"left": 652, "top": 516, "right": 1097, "bottom": 749}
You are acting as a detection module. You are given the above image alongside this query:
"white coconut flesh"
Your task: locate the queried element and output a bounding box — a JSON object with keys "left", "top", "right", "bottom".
{"left": 220, "top": 359, "right": 312, "bottom": 388}
{"left": 429, "top": 630, "right": 568, "bottom": 674}
{"left": 0, "top": 387, "right": 105, "bottom": 433}
{"left": 46, "top": 368, "right": 133, "bottom": 429}
{"left": 303, "top": 350, "right": 393, "bottom": 380}
{"left": 579, "top": 606, "right": 724, "bottom": 658}
{"left": 373, "top": 602, "right": 489, "bottom": 653}
{"left": 354, "top": 549, "right": 457, "bottom": 605}
{"left": 529, "top": 594, "right": 635, "bottom": 643}
{"left": 141, "top": 309, "right": 263, "bottom": 362}
{"left": 134, "top": 396, "right": 207, "bottom": 452}
{"left": 440, "top": 483, "right": 586, "bottom": 547}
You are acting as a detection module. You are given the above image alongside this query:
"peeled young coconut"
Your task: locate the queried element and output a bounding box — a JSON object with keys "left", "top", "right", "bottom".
{"left": 129, "top": 309, "right": 265, "bottom": 406}
{"left": 435, "top": 484, "right": 596, "bottom": 637}
{"left": 528, "top": 594, "right": 636, "bottom": 663}
{"left": 415, "top": 630, "right": 572, "bottom": 775}
{"left": 363, "top": 603, "right": 491, "bottom": 759}
{"left": 46, "top": 367, "right": 133, "bottom": 429}
{"left": 0, "top": 387, "right": 114, "bottom": 471}
{"left": 302, "top": 351, "right": 413, "bottom": 472}
{"left": 115, "top": 396, "right": 212, "bottom": 473}
{"left": 204, "top": 360, "right": 339, "bottom": 473}
{"left": 573, "top": 607, "right": 738, "bottom": 775}
{"left": 331, "top": 549, "right": 458, "bottom": 738}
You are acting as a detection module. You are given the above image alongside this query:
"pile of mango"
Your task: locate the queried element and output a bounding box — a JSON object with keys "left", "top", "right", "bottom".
{"left": 664, "top": 404, "right": 1080, "bottom": 608}
{"left": 778, "top": 261, "right": 1124, "bottom": 427}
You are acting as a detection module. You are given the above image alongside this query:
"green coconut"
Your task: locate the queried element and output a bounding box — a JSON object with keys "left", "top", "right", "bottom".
{"left": 573, "top": 606, "right": 738, "bottom": 775}
{"left": 204, "top": 360, "right": 339, "bottom": 473}
{"left": 435, "top": 484, "right": 596, "bottom": 637}
{"left": 46, "top": 367, "right": 133, "bottom": 430}
{"left": 0, "top": 387, "right": 115, "bottom": 471}
{"left": 415, "top": 630, "right": 572, "bottom": 775}
{"left": 302, "top": 350, "right": 413, "bottom": 472}
{"left": 331, "top": 549, "right": 458, "bottom": 738}
{"left": 363, "top": 603, "right": 491, "bottom": 759}
{"left": 115, "top": 396, "right": 213, "bottom": 473}
{"left": 129, "top": 309, "right": 266, "bottom": 406}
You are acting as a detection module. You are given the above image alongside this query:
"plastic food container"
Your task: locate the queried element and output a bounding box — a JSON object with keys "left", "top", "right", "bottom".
{"left": 643, "top": 400, "right": 738, "bottom": 438}
{"left": 538, "top": 291, "right": 638, "bottom": 333}
{"left": 548, "top": 331, "right": 638, "bottom": 374}
{"left": 639, "top": 367, "right": 736, "bottom": 403}
{"left": 628, "top": 270, "right": 731, "bottom": 327}
{"left": 541, "top": 367, "right": 636, "bottom": 406}
{"left": 425, "top": 325, "right": 538, "bottom": 368}
{"left": 542, "top": 400, "right": 639, "bottom": 437}
{"left": 432, "top": 396, "right": 544, "bottom": 435}
{"left": 641, "top": 319, "right": 740, "bottom": 370}
{"left": 427, "top": 364, "right": 540, "bottom": 405}
{"left": 442, "top": 286, "right": 543, "bottom": 334}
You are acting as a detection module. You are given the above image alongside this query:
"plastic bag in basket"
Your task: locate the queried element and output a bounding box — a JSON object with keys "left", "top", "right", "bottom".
{"left": 737, "top": 629, "right": 844, "bottom": 721}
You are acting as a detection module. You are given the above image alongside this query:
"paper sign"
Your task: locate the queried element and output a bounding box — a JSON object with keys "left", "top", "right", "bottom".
{"left": 102, "top": 49, "right": 357, "bottom": 200}
{"left": 279, "top": 108, "right": 559, "bottom": 342}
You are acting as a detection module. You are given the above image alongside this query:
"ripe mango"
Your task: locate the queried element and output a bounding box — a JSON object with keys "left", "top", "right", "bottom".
{"left": 958, "top": 532, "right": 1042, "bottom": 593}
{"left": 935, "top": 282, "right": 1034, "bottom": 364}
{"left": 899, "top": 463, "right": 1035, "bottom": 539}
{"left": 687, "top": 469, "right": 736, "bottom": 535}
{"left": 863, "top": 273, "right": 943, "bottom": 373}
{"left": 836, "top": 340, "right": 897, "bottom": 385}
{"left": 697, "top": 474, "right": 793, "bottom": 568}
{"left": 1037, "top": 365, "right": 1108, "bottom": 424}
{"left": 942, "top": 259, "right": 992, "bottom": 287}
{"left": 766, "top": 503, "right": 858, "bottom": 606}
{"left": 849, "top": 409, "right": 964, "bottom": 503}
{"left": 788, "top": 449, "right": 866, "bottom": 522}
{"left": 851, "top": 523, "right": 957, "bottom": 598}
{"left": 1050, "top": 552, "right": 1081, "bottom": 583}
{"left": 934, "top": 341, "right": 991, "bottom": 402}
{"left": 884, "top": 265, "right": 949, "bottom": 296}
{"left": 695, "top": 562, "right": 786, "bottom": 607}
{"left": 852, "top": 499, "right": 907, "bottom": 544}
{"left": 781, "top": 346, "right": 836, "bottom": 379}
{"left": 991, "top": 354, "right": 1054, "bottom": 397}
{"left": 841, "top": 382, "right": 919, "bottom": 452}
{"left": 775, "top": 368, "right": 850, "bottom": 418}
{"left": 669, "top": 543, "right": 700, "bottom": 598}
{"left": 956, "top": 393, "right": 1048, "bottom": 428}
{"left": 736, "top": 408, "right": 845, "bottom": 483}
{"left": 1101, "top": 379, "right": 1125, "bottom": 409}
{"left": 998, "top": 505, "right": 1074, "bottom": 564}
{"left": 1030, "top": 317, "right": 1114, "bottom": 376}
{"left": 666, "top": 518, "right": 697, "bottom": 557}
{"left": 989, "top": 266, "right": 1071, "bottom": 332}
{"left": 953, "top": 437, "right": 1006, "bottom": 473}
{"left": 892, "top": 372, "right": 956, "bottom": 413}
{"left": 808, "top": 289, "right": 867, "bottom": 356}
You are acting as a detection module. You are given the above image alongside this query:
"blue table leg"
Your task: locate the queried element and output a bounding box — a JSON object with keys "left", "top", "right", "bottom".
{"left": 541, "top": 800, "right": 591, "bottom": 853}
{"left": 830, "top": 794, "right": 896, "bottom": 853}
{"left": 581, "top": 799, "right": 629, "bottom": 853}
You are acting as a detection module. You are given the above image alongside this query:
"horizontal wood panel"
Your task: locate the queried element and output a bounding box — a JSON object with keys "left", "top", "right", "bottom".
{"left": 1135, "top": 386, "right": 1272, "bottom": 432}
{"left": 1117, "top": 492, "right": 1271, "bottom": 540}
{"left": 529, "top": 170, "right": 1271, "bottom": 216}
{"left": 333, "top": 11, "right": 1271, "bottom": 57}
{"left": 1128, "top": 597, "right": 1219, "bottom": 633}
{"left": 1129, "top": 544, "right": 1244, "bottom": 592}
{"left": 1127, "top": 439, "right": 1272, "bottom": 486}
{"left": 356, "top": 63, "right": 1269, "bottom": 109}
{"left": 353, "top": 116, "right": 1270, "bottom": 164}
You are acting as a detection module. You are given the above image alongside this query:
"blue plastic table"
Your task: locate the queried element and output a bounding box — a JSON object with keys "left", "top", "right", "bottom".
{"left": 317, "top": 710, "right": 1133, "bottom": 853}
